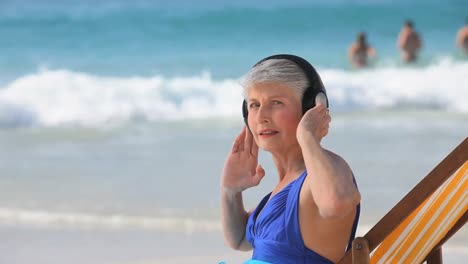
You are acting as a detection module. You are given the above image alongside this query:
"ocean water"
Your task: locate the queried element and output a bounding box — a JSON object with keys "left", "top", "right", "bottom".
{"left": 0, "top": 0, "right": 467, "bottom": 263}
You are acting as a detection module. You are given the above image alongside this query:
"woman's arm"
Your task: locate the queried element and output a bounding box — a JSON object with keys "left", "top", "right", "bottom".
{"left": 301, "top": 137, "right": 360, "bottom": 218}
{"left": 220, "top": 189, "right": 252, "bottom": 251}
{"left": 220, "top": 127, "right": 265, "bottom": 250}
{"left": 297, "top": 104, "right": 361, "bottom": 218}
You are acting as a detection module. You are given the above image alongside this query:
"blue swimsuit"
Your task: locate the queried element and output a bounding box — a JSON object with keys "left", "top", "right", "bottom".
{"left": 245, "top": 171, "right": 360, "bottom": 264}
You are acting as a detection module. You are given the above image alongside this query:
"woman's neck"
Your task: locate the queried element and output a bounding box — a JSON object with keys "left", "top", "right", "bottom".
{"left": 270, "top": 147, "right": 305, "bottom": 182}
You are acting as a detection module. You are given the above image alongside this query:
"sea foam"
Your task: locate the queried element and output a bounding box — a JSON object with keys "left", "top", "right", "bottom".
{"left": 0, "top": 59, "right": 467, "bottom": 128}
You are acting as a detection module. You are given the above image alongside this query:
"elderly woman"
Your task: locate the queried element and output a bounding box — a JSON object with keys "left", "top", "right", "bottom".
{"left": 220, "top": 54, "right": 361, "bottom": 264}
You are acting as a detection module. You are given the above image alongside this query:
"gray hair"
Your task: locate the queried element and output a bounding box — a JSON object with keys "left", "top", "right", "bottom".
{"left": 241, "top": 59, "right": 309, "bottom": 100}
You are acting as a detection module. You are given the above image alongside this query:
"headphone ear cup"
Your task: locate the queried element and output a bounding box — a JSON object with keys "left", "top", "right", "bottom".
{"left": 302, "top": 89, "right": 329, "bottom": 114}
{"left": 242, "top": 100, "right": 249, "bottom": 126}
{"left": 301, "top": 87, "right": 316, "bottom": 114}
{"left": 315, "top": 92, "right": 329, "bottom": 108}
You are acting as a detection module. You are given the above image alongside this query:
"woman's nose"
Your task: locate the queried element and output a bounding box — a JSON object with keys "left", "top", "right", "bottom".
{"left": 256, "top": 105, "right": 270, "bottom": 124}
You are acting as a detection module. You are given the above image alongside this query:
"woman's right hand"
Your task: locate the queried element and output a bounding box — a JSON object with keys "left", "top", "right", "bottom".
{"left": 221, "top": 126, "right": 265, "bottom": 194}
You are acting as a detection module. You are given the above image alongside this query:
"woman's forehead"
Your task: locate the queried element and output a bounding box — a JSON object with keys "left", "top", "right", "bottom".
{"left": 247, "top": 82, "right": 298, "bottom": 99}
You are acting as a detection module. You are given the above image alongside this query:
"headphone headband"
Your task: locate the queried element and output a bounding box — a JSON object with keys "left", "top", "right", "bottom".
{"left": 253, "top": 54, "right": 324, "bottom": 91}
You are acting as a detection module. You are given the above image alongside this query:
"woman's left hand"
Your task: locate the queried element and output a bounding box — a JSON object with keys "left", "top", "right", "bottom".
{"left": 296, "top": 103, "right": 331, "bottom": 145}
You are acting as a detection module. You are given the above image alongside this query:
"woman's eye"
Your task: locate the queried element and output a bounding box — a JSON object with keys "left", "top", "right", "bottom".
{"left": 249, "top": 102, "right": 260, "bottom": 109}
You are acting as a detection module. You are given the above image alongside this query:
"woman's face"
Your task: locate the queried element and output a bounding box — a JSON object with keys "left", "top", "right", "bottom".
{"left": 246, "top": 82, "right": 302, "bottom": 153}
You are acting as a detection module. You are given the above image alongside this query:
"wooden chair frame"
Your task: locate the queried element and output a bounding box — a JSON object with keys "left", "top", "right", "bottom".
{"left": 338, "top": 138, "right": 468, "bottom": 264}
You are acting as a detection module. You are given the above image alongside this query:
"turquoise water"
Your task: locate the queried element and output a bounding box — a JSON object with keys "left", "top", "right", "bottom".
{"left": 1, "top": 0, "right": 467, "bottom": 80}
{"left": 1, "top": 0, "right": 467, "bottom": 128}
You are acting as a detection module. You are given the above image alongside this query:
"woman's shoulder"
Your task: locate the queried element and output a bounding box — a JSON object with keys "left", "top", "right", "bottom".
{"left": 322, "top": 149, "right": 353, "bottom": 173}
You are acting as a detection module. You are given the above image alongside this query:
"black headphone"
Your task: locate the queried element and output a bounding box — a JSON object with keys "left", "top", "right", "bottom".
{"left": 242, "top": 54, "right": 328, "bottom": 126}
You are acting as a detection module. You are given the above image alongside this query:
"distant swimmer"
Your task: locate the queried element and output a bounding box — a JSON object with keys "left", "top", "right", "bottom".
{"left": 397, "top": 20, "right": 422, "bottom": 63}
{"left": 348, "top": 32, "right": 376, "bottom": 68}
{"left": 456, "top": 17, "right": 468, "bottom": 54}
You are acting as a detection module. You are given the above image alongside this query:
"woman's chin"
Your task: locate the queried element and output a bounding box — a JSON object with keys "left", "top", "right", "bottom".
{"left": 259, "top": 144, "right": 282, "bottom": 154}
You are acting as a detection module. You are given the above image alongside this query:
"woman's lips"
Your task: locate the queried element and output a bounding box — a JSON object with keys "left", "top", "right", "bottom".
{"left": 258, "top": 129, "right": 278, "bottom": 137}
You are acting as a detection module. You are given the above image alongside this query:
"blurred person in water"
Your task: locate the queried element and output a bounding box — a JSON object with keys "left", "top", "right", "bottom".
{"left": 348, "top": 32, "right": 377, "bottom": 68}
{"left": 397, "top": 20, "right": 423, "bottom": 63}
{"left": 456, "top": 17, "right": 468, "bottom": 54}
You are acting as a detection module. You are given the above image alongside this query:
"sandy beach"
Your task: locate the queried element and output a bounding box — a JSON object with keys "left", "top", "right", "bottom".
{"left": 1, "top": 223, "right": 466, "bottom": 264}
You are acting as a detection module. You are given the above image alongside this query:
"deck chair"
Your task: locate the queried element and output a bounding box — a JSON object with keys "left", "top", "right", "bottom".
{"left": 338, "top": 137, "right": 468, "bottom": 264}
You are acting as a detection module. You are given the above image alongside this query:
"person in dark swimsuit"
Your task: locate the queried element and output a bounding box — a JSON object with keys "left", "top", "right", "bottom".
{"left": 397, "top": 20, "right": 422, "bottom": 63}
{"left": 348, "top": 32, "right": 376, "bottom": 68}
{"left": 220, "top": 55, "right": 361, "bottom": 263}
{"left": 456, "top": 17, "right": 468, "bottom": 54}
